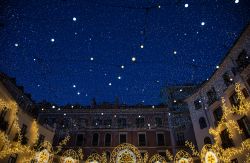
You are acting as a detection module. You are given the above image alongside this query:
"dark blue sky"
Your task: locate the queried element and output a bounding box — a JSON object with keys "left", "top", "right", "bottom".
{"left": 1, "top": 0, "right": 250, "bottom": 105}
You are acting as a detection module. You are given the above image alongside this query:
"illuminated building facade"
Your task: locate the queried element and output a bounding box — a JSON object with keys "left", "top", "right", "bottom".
{"left": 0, "top": 73, "right": 55, "bottom": 163}
{"left": 185, "top": 25, "right": 250, "bottom": 162}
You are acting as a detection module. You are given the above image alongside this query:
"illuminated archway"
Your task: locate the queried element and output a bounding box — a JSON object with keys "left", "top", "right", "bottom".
{"left": 201, "top": 144, "right": 219, "bottom": 163}
{"left": 110, "top": 143, "right": 143, "bottom": 163}
{"left": 174, "top": 150, "right": 193, "bottom": 163}
{"left": 148, "top": 154, "right": 167, "bottom": 163}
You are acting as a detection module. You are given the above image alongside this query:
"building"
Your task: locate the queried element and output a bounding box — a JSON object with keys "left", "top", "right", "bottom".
{"left": 161, "top": 85, "right": 198, "bottom": 153}
{"left": 184, "top": 25, "right": 250, "bottom": 162}
{"left": 37, "top": 103, "right": 173, "bottom": 161}
{"left": 0, "top": 73, "right": 55, "bottom": 163}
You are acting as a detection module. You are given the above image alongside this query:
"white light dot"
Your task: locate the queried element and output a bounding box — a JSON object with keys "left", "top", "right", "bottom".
{"left": 132, "top": 57, "right": 136, "bottom": 62}
{"left": 37, "top": 84, "right": 40, "bottom": 87}
{"left": 64, "top": 113, "right": 66, "bottom": 116}
{"left": 156, "top": 80, "right": 159, "bottom": 83}
{"left": 235, "top": 0, "right": 239, "bottom": 3}
{"left": 51, "top": 38, "right": 55, "bottom": 42}
{"left": 138, "top": 115, "right": 141, "bottom": 118}
{"left": 230, "top": 78, "right": 233, "bottom": 81}
{"left": 52, "top": 105, "right": 55, "bottom": 109}
{"left": 73, "top": 17, "right": 77, "bottom": 21}
{"left": 109, "top": 82, "right": 112, "bottom": 86}
{"left": 158, "top": 5, "right": 161, "bottom": 8}
{"left": 15, "top": 43, "right": 19, "bottom": 47}
{"left": 148, "top": 123, "right": 151, "bottom": 126}
{"left": 152, "top": 105, "right": 155, "bottom": 108}
{"left": 174, "top": 100, "right": 177, "bottom": 103}
{"left": 114, "top": 115, "right": 117, "bottom": 118}
{"left": 75, "top": 32, "right": 78, "bottom": 35}
{"left": 33, "top": 58, "right": 36, "bottom": 61}
{"left": 140, "top": 44, "right": 144, "bottom": 49}
{"left": 184, "top": 3, "right": 189, "bottom": 8}
{"left": 101, "top": 113, "right": 104, "bottom": 115}
{"left": 73, "top": 85, "right": 76, "bottom": 88}
{"left": 201, "top": 22, "right": 205, "bottom": 26}
{"left": 71, "top": 105, "right": 74, "bottom": 108}
{"left": 58, "top": 108, "right": 61, "bottom": 111}
{"left": 192, "top": 59, "right": 195, "bottom": 62}
{"left": 174, "top": 51, "right": 177, "bottom": 54}
{"left": 180, "top": 89, "right": 183, "bottom": 92}
{"left": 142, "top": 100, "right": 145, "bottom": 103}
{"left": 121, "top": 65, "right": 125, "bottom": 69}
{"left": 90, "top": 57, "right": 94, "bottom": 61}
{"left": 41, "top": 108, "right": 44, "bottom": 111}
{"left": 216, "top": 65, "right": 219, "bottom": 69}
{"left": 85, "top": 93, "right": 88, "bottom": 96}
{"left": 77, "top": 92, "right": 80, "bottom": 95}
{"left": 118, "top": 76, "right": 121, "bottom": 80}
{"left": 168, "top": 113, "right": 171, "bottom": 116}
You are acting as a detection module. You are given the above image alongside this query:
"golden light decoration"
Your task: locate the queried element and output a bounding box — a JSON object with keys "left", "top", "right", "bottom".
{"left": 36, "top": 149, "right": 50, "bottom": 163}
{"left": 143, "top": 151, "right": 149, "bottom": 163}
{"left": 185, "top": 141, "right": 199, "bottom": 157}
{"left": 174, "top": 150, "right": 193, "bottom": 163}
{"left": 110, "top": 143, "right": 142, "bottom": 163}
{"left": 60, "top": 149, "right": 80, "bottom": 163}
{"left": 200, "top": 144, "right": 220, "bottom": 163}
{"left": 165, "top": 149, "right": 173, "bottom": 161}
{"left": 85, "top": 153, "right": 102, "bottom": 163}
{"left": 148, "top": 154, "right": 167, "bottom": 163}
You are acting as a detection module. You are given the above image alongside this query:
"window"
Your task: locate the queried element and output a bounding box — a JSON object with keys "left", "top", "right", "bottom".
{"left": 204, "top": 137, "right": 212, "bottom": 144}
{"left": 229, "top": 91, "right": 239, "bottom": 107}
{"left": 194, "top": 99, "right": 202, "bottom": 110}
{"left": 119, "top": 134, "right": 126, "bottom": 144}
{"left": 106, "top": 151, "right": 110, "bottom": 160}
{"left": 138, "top": 133, "right": 146, "bottom": 146}
{"left": 157, "top": 133, "right": 165, "bottom": 146}
{"left": 118, "top": 118, "right": 127, "bottom": 128}
{"left": 242, "top": 88, "right": 249, "bottom": 98}
{"left": 207, "top": 87, "right": 218, "bottom": 105}
{"left": 199, "top": 117, "right": 207, "bottom": 129}
{"left": 8, "top": 154, "right": 18, "bottom": 163}
{"left": 105, "top": 133, "right": 111, "bottom": 146}
{"left": 223, "top": 72, "right": 233, "bottom": 86}
{"left": 136, "top": 118, "right": 144, "bottom": 128}
{"left": 247, "top": 76, "right": 250, "bottom": 87}
{"left": 176, "top": 132, "right": 185, "bottom": 146}
{"left": 37, "top": 134, "right": 45, "bottom": 146}
{"left": 76, "top": 134, "right": 84, "bottom": 146}
{"left": 92, "top": 133, "right": 99, "bottom": 146}
{"left": 155, "top": 117, "right": 163, "bottom": 127}
{"left": 220, "top": 129, "right": 234, "bottom": 149}
{"left": 237, "top": 116, "right": 250, "bottom": 139}
{"left": 213, "top": 106, "right": 223, "bottom": 125}
{"left": 231, "top": 158, "right": 238, "bottom": 163}
{"left": 236, "top": 49, "right": 249, "bottom": 71}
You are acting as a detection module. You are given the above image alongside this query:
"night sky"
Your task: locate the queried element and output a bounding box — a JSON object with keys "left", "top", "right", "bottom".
{"left": 1, "top": 0, "right": 250, "bottom": 105}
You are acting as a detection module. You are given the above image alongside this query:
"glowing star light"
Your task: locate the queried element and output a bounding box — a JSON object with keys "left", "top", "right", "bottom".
{"left": 109, "top": 82, "right": 112, "bottom": 86}
{"left": 118, "top": 76, "right": 121, "bottom": 80}
{"left": 73, "top": 85, "right": 76, "bottom": 88}
{"left": 140, "top": 44, "right": 144, "bottom": 49}
{"left": 185, "top": 4, "right": 189, "bottom": 8}
{"left": 77, "top": 92, "right": 80, "bottom": 95}
{"left": 121, "top": 65, "right": 125, "bottom": 69}
{"left": 14, "top": 43, "right": 19, "bottom": 47}
{"left": 51, "top": 38, "right": 55, "bottom": 42}
{"left": 73, "top": 17, "right": 77, "bottom": 21}
{"left": 131, "top": 57, "right": 136, "bottom": 62}
{"left": 201, "top": 22, "right": 205, "bottom": 26}
{"left": 90, "top": 57, "right": 94, "bottom": 61}
{"left": 174, "top": 51, "right": 177, "bottom": 54}
{"left": 235, "top": 0, "right": 239, "bottom": 3}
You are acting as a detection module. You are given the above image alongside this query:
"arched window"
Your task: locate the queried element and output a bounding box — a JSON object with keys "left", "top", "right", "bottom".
{"left": 105, "top": 133, "right": 111, "bottom": 146}
{"left": 92, "top": 133, "right": 99, "bottom": 146}
{"left": 199, "top": 117, "right": 207, "bottom": 129}
{"left": 106, "top": 151, "right": 110, "bottom": 160}
{"left": 204, "top": 137, "right": 212, "bottom": 144}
